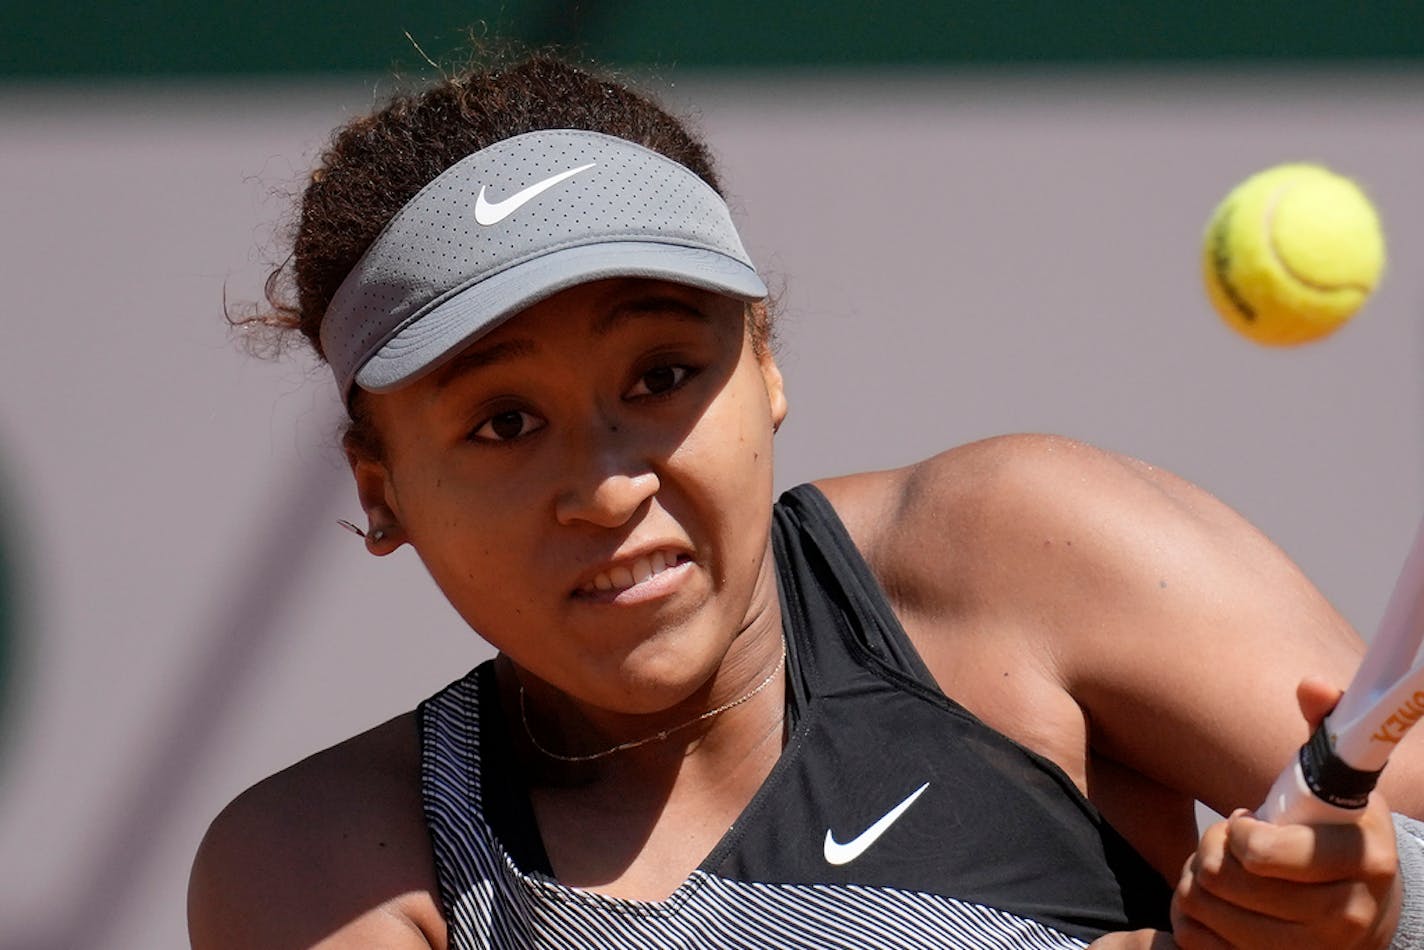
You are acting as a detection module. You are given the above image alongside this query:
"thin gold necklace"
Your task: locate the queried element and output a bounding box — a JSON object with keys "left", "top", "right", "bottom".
{"left": 519, "top": 642, "right": 787, "bottom": 763}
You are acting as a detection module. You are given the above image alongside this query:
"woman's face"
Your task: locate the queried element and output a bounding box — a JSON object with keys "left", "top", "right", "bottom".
{"left": 356, "top": 278, "right": 787, "bottom": 715}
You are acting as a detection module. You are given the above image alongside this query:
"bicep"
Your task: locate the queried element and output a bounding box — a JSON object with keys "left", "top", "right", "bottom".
{"left": 873, "top": 436, "right": 1424, "bottom": 819}
{"left": 1047, "top": 454, "right": 1424, "bottom": 817}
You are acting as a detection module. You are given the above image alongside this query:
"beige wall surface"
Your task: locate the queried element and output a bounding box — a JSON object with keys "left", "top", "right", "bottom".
{"left": 1, "top": 68, "right": 1420, "bottom": 948}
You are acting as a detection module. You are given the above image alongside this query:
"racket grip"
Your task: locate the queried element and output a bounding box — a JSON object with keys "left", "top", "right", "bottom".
{"left": 1258, "top": 723, "right": 1384, "bottom": 824}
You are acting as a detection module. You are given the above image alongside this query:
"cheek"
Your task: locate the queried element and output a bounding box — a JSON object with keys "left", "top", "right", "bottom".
{"left": 731, "top": 361, "right": 779, "bottom": 479}
{"left": 667, "top": 368, "right": 779, "bottom": 557}
{"left": 678, "top": 368, "right": 776, "bottom": 484}
{"left": 396, "top": 474, "right": 543, "bottom": 618}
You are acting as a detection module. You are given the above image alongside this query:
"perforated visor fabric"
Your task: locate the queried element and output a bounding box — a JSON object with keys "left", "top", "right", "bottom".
{"left": 320, "top": 129, "right": 767, "bottom": 397}
{"left": 357, "top": 242, "right": 766, "bottom": 391}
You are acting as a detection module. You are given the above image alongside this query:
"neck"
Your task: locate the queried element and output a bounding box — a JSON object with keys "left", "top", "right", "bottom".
{"left": 507, "top": 621, "right": 787, "bottom": 785}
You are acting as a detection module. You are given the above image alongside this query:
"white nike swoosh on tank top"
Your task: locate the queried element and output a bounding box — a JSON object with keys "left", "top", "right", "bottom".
{"left": 473, "top": 162, "right": 598, "bottom": 225}
{"left": 823, "top": 782, "right": 930, "bottom": 866}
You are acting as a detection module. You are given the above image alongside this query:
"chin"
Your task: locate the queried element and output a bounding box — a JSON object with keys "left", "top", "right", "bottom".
{"left": 583, "top": 631, "right": 728, "bottom": 713}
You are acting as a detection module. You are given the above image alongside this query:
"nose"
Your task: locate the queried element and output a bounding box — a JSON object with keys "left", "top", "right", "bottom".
{"left": 554, "top": 421, "right": 661, "bottom": 528}
{"left": 555, "top": 470, "right": 661, "bottom": 528}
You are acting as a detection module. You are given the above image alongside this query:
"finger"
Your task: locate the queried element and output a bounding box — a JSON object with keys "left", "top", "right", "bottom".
{"left": 1168, "top": 892, "right": 1232, "bottom": 950}
{"left": 1179, "top": 856, "right": 1391, "bottom": 950}
{"left": 1175, "top": 875, "right": 1331, "bottom": 950}
{"left": 1183, "top": 819, "right": 1300, "bottom": 920}
{"left": 1194, "top": 846, "right": 1373, "bottom": 924}
{"left": 1177, "top": 849, "right": 1340, "bottom": 948}
{"left": 1226, "top": 801, "right": 1397, "bottom": 884}
{"left": 1295, "top": 676, "right": 1344, "bottom": 730}
{"left": 1172, "top": 829, "right": 1245, "bottom": 949}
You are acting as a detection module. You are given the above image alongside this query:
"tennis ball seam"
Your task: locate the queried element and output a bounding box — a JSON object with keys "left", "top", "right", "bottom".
{"left": 1206, "top": 165, "right": 1383, "bottom": 344}
{"left": 1265, "top": 184, "right": 1373, "bottom": 295}
{"left": 1208, "top": 201, "right": 1256, "bottom": 322}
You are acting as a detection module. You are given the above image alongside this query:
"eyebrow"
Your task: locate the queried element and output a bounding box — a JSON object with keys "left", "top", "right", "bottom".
{"left": 431, "top": 295, "right": 713, "bottom": 390}
{"left": 432, "top": 338, "right": 537, "bottom": 390}
{"left": 590, "top": 295, "right": 712, "bottom": 336}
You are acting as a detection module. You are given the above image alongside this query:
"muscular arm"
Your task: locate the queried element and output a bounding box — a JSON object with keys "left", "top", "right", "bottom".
{"left": 823, "top": 434, "right": 1424, "bottom": 828}
{"left": 188, "top": 713, "right": 444, "bottom": 950}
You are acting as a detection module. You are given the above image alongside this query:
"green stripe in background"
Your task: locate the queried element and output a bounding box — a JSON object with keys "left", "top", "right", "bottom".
{"left": 3, "top": 1, "right": 1422, "bottom": 80}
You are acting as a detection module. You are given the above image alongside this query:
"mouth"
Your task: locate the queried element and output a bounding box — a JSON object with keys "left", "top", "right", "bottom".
{"left": 577, "top": 548, "right": 693, "bottom": 597}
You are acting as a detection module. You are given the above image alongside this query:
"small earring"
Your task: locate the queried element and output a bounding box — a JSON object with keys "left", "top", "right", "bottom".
{"left": 338, "top": 520, "right": 388, "bottom": 545}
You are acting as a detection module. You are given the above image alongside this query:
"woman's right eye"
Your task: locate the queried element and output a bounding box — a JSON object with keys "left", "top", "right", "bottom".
{"left": 470, "top": 410, "right": 545, "bottom": 443}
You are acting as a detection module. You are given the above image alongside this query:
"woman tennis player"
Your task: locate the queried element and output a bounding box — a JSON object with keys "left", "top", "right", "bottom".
{"left": 189, "top": 51, "right": 1424, "bottom": 948}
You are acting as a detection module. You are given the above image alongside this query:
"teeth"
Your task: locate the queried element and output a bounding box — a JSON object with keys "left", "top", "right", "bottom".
{"left": 585, "top": 549, "right": 682, "bottom": 593}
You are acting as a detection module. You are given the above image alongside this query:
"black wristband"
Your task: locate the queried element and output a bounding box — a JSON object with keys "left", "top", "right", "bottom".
{"left": 1298, "top": 723, "right": 1383, "bottom": 810}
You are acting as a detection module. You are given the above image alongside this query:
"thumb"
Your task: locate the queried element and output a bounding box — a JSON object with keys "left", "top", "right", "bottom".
{"left": 1296, "top": 675, "right": 1345, "bottom": 730}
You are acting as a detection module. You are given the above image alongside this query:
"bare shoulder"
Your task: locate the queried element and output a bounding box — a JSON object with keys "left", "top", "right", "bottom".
{"left": 814, "top": 434, "right": 1386, "bottom": 817}
{"left": 813, "top": 433, "right": 1119, "bottom": 542}
{"left": 188, "top": 712, "right": 444, "bottom": 949}
{"left": 812, "top": 432, "right": 1212, "bottom": 696}
{"left": 816, "top": 432, "right": 1303, "bottom": 616}
{"left": 815, "top": 434, "right": 1182, "bottom": 595}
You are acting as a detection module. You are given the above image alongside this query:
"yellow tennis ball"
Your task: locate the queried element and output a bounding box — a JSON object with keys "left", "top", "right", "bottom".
{"left": 1203, "top": 163, "right": 1385, "bottom": 345}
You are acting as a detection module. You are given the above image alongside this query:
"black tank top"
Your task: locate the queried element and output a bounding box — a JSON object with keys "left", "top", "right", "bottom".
{"left": 419, "top": 484, "right": 1172, "bottom": 948}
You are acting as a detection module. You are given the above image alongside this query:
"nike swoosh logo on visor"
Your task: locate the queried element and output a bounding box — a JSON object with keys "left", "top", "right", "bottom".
{"left": 473, "top": 162, "right": 598, "bottom": 226}
{"left": 823, "top": 781, "right": 930, "bottom": 866}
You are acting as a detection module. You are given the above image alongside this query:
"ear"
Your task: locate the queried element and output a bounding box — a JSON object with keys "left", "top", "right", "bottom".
{"left": 344, "top": 441, "right": 407, "bottom": 555}
{"left": 758, "top": 350, "right": 788, "bottom": 433}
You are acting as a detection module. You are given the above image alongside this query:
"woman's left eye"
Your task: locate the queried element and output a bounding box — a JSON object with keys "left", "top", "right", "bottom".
{"left": 627, "top": 365, "right": 692, "bottom": 398}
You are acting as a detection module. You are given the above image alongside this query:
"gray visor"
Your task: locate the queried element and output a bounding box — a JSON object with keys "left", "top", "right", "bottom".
{"left": 320, "top": 129, "right": 767, "bottom": 398}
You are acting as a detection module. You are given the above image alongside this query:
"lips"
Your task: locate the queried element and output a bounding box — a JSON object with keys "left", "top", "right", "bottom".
{"left": 578, "top": 548, "right": 691, "bottom": 595}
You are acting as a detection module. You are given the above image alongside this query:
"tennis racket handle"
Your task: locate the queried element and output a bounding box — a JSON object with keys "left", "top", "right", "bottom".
{"left": 1258, "top": 723, "right": 1383, "bottom": 825}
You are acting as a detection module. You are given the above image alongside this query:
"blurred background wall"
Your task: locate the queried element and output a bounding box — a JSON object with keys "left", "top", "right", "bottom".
{"left": 2, "top": 4, "right": 1422, "bottom": 947}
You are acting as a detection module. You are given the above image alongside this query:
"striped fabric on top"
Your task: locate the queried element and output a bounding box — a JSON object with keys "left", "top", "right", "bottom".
{"left": 421, "top": 672, "right": 1089, "bottom": 950}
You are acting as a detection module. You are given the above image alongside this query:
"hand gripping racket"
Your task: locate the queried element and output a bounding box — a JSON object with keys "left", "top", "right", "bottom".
{"left": 1259, "top": 517, "right": 1424, "bottom": 824}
